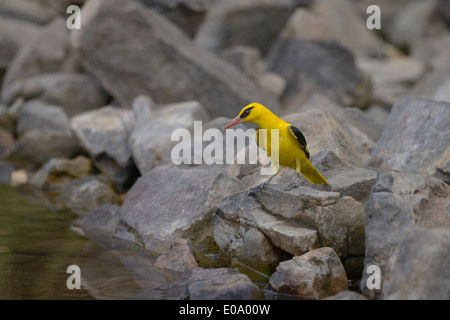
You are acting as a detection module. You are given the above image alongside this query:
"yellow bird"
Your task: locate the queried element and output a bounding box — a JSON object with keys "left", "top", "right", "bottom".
{"left": 224, "top": 102, "right": 327, "bottom": 192}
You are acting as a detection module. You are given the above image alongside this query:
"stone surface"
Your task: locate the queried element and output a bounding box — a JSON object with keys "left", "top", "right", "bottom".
{"left": 382, "top": 228, "right": 450, "bottom": 300}
{"left": 154, "top": 238, "right": 198, "bottom": 272}
{"left": 361, "top": 171, "right": 450, "bottom": 299}
{"left": 2, "top": 73, "right": 108, "bottom": 117}
{"left": 266, "top": 247, "right": 348, "bottom": 299}
{"left": 159, "top": 267, "right": 261, "bottom": 300}
{"left": 371, "top": 97, "right": 450, "bottom": 183}
{"left": 71, "top": 0, "right": 280, "bottom": 118}
{"left": 120, "top": 166, "right": 240, "bottom": 253}
{"left": 325, "top": 290, "right": 368, "bottom": 300}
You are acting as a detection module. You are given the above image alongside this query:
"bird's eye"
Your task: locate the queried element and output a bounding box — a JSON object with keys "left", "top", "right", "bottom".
{"left": 243, "top": 110, "right": 250, "bottom": 116}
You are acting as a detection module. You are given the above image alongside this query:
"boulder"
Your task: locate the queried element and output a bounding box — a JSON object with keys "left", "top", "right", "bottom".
{"left": 2, "top": 73, "right": 108, "bottom": 117}
{"left": 371, "top": 97, "right": 450, "bottom": 183}
{"left": 0, "top": 0, "right": 59, "bottom": 25}
{"left": 266, "top": 247, "right": 348, "bottom": 299}
{"left": 16, "top": 100, "right": 71, "bottom": 137}
{"left": 412, "top": 34, "right": 450, "bottom": 71}
{"left": 214, "top": 184, "right": 365, "bottom": 273}
{"left": 71, "top": 0, "right": 280, "bottom": 118}
{"left": 267, "top": 22, "right": 372, "bottom": 109}
{"left": 70, "top": 106, "right": 135, "bottom": 185}
{"left": 361, "top": 171, "right": 450, "bottom": 299}
{"left": 120, "top": 166, "right": 241, "bottom": 253}
{"left": 61, "top": 175, "right": 118, "bottom": 216}
{"left": 382, "top": 228, "right": 450, "bottom": 300}
{"left": 158, "top": 267, "right": 261, "bottom": 300}
{"left": 129, "top": 100, "right": 209, "bottom": 175}
{"left": 2, "top": 17, "right": 80, "bottom": 88}
{"left": 154, "top": 238, "right": 198, "bottom": 272}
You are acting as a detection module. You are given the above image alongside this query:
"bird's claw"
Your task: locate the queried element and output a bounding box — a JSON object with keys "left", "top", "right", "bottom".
{"left": 243, "top": 181, "right": 268, "bottom": 199}
{"left": 283, "top": 180, "right": 300, "bottom": 191}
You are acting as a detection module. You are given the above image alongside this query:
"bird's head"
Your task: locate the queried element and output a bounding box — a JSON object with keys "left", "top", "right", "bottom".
{"left": 224, "top": 102, "right": 269, "bottom": 129}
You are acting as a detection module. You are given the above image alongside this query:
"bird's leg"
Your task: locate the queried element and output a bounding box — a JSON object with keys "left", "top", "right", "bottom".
{"left": 284, "top": 159, "right": 302, "bottom": 191}
{"left": 244, "top": 169, "right": 278, "bottom": 198}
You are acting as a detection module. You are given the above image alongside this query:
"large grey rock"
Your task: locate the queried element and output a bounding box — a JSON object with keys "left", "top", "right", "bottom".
{"left": 70, "top": 106, "right": 135, "bottom": 185}
{"left": 2, "top": 17, "right": 80, "bottom": 88}
{"left": 71, "top": 0, "right": 280, "bottom": 118}
{"left": 382, "top": 228, "right": 450, "bottom": 300}
{"left": 267, "top": 28, "right": 372, "bottom": 109}
{"left": 371, "top": 97, "right": 450, "bottom": 183}
{"left": 158, "top": 267, "right": 261, "bottom": 300}
{"left": 120, "top": 166, "right": 240, "bottom": 253}
{"left": 195, "top": 0, "right": 299, "bottom": 55}
{"left": 266, "top": 247, "right": 348, "bottom": 299}
{"left": 214, "top": 184, "right": 365, "bottom": 274}
{"left": 2, "top": 73, "right": 108, "bottom": 117}
{"left": 16, "top": 100, "right": 71, "bottom": 137}
{"left": 154, "top": 238, "right": 198, "bottom": 272}
{"left": 412, "top": 34, "right": 450, "bottom": 71}
{"left": 361, "top": 171, "right": 450, "bottom": 299}
{"left": 129, "top": 100, "right": 209, "bottom": 175}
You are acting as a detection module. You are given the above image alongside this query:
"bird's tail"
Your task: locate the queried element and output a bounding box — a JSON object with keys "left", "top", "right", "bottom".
{"left": 301, "top": 160, "right": 327, "bottom": 184}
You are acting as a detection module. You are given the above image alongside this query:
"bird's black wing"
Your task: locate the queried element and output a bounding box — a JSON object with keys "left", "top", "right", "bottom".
{"left": 288, "top": 125, "right": 310, "bottom": 159}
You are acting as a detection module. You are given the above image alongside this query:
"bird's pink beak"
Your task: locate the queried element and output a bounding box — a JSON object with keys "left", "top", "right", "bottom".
{"left": 224, "top": 117, "right": 242, "bottom": 129}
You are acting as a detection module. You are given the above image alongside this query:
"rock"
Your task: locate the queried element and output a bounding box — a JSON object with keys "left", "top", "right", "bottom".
{"left": 218, "top": 45, "right": 262, "bottom": 80}
{"left": 325, "top": 290, "right": 368, "bottom": 300}
{"left": 0, "top": 103, "right": 15, "bottom": 133}
{"left": 361, "top": 171, "right": 450, "bottom": 299}
{"left": 195, "top": 0, "right": 298, "bottom": 55}
{"left": 2, "top": 73, "right": 108, "bottom": 117}
{"left": 0, "top": 161, "right": 14, "bottom": 185}
{"left": 437, "top": 0, "right": 450, "bottom": 26}
{"left": 120, "top": 166, "right": 240, "bottom": 253}
{"left": 0, "top": 127, "right": 14, "bottom": 158}
{"left": 371, "top": 97, "right": 450, "bottom": 183}
{"left": 0, "top": 16, "right": 39, "bottom": 76}
{"left": 139, "top": 0, "right": 208, "bottom": 38}
{"left": 159, "top": 267, "right": 261, "bottom": 300}
{"left": 385, "top": 0, "right": 446, "bottom": 50}
{"left": 61, "top": 175, "right": 118, "bottom": 216}
{"left": 2, "top": 17, "right": 80, "bottom": 88}
{"left": 71, "top": 0, "right": 280, "bottom": 118}
{"left": 356, "top": 57, "right": 426, "bottom": 106}
{"left": 154, "top": 238, "right": 198, "bottom": 272}
{"left": 10, "top": 169, "right": 28, "bottom": 187}
{"left": 0, "top": 0, "right": 59, "bottom": 25}
{"left": 382, "top": 228, "right": 450, "bottom": 300}
{"left": 282, "top": 110, "right": 362, "bottom": 166}
{"left": 16, "top": 100, "right": 71, "bottom": 137}
{"left": 4, "top": 130, "right": 80, "bottom": 166}
{"left": 214, "top": 184, "right": 365, "bottom": 274}
{"left": 412, "top": 34, "right": 450, "bottom": 71}
{"left": 311, "top": 0, "right": 385, "bottom": 56}
{"left": 29, "top": 155, "right": 91, "bottom": 189}
{"left": 70, "top": 106, "right": 135, "bottom": 185}
{"left": 267, "top": 36, "right": 372, "bottom": 109}
{"left": 129, "top": 100, "right": 209, "bottom": 175}
{"left": 408, "top": 70, "right": 450, "bottom": 103}
{"left": 266, "top": 247, "right": 348, "bottom": 299}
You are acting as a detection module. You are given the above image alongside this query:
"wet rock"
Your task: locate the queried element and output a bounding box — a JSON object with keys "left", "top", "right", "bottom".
{"left": 356, "top": 57, "right": 426, "bottom": 106}
{"left": 70, "top": 106, "right": 135, "bottom": 185}
{"left": 2, "top": 73, "right": 108, "bottom": 117}
{"left": 29, "top": 155, "right": 91, "bottom": 189}
{"left": 382, "top": 228, "right": 450, "bottom": 300}
{"left": 371, "top": 97, "right": 450, "bottom": 183}
{"left": 361, "top": 171, "right": 450, "bottom": 299}
{"left": 154, "top": 238, "right": 198, "bottom": 272}
{"left": 267, "top": 23, "right": 372, "bottom": 109}
{"left": 311, "top": 0, "right": 385, "bottom": 56}
{"left": 16, "top": 100, "right": 71, "bottom": 137}
{"left": 129, "top": 100, "right": 209, "bottom": 175}
{"left": 2, "top": 17, "right": 80, "bottom": 88}
{"left": 195, "top": 0, "right": 298, "bottom": 55}
{"left": 71, "top": 0, "right": 280, "bottom": 118}
{"left": 266, "top": 247, "right": 348, "bottom": 299}
{"left": 120, "top": 166, "right": 240, "bottom": 253}
{"left": 139, "top": 0, "right": 208, "bottom": 38}
{"left": 214, "top": 184, "right": 365, "bottom": 273}
{"left": 61, "top": 175, "right": 118, "bottom": 216}
{"left": 159, "top": 267, "right": 261, "bottom": 300}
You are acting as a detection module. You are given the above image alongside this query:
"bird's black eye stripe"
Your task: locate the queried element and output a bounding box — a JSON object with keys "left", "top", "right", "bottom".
{"left": 240, "top": 107, "right": 253, "bottom": 119}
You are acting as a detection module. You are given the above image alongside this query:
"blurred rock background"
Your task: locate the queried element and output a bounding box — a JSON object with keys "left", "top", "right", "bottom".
{"left": 0, "top": 0, "right": 449, "bottom": 300}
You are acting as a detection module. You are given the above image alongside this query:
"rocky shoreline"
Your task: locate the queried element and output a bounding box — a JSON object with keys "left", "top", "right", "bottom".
{"left": 0, "top": 0, "right": 449, "bottom": 300}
